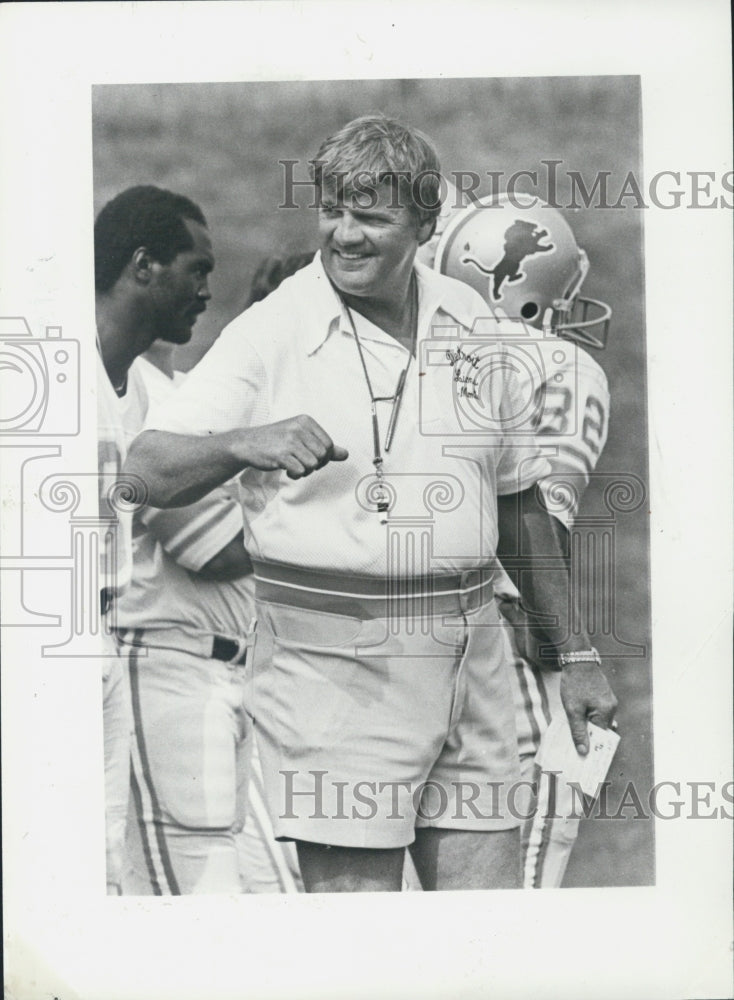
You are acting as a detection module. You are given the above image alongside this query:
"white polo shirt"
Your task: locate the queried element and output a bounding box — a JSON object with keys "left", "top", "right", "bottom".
{"left": 144, "top": 255, "right": 550, "bottom": 577}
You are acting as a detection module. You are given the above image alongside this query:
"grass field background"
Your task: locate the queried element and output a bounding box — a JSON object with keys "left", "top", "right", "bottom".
{"left": 92, "top": 76, "right": 653, "bottom": 887}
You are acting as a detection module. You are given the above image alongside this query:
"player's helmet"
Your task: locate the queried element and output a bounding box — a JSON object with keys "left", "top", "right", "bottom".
{"left": 415, "top": 176, "right": 461, "bottom": 270}
{"left": 434, "top": 193, "right": 611, "bottom": 349}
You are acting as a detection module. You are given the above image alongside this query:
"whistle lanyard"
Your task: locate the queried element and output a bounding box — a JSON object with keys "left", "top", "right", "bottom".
{"left": 341, "top": 274, "right": 419, "bottom": 522}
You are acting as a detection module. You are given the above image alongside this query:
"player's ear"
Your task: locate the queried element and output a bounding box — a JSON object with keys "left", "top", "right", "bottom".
{"left": 131, "top": 246, "right": 156, "bottom": 285}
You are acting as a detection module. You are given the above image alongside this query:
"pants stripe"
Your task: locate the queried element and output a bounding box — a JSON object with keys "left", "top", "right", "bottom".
{"left": 119, "top": 627, "right": 162, "bottom": 893}
{"left": 248, "top": 770, "right": 299, "bottom": 894}
{"left": 522, "top": 761, "right": 542, "bottom": 888}
{"left": 532, "top": 770, "right": 558, "bottom": 888}
{"left": 129, "top": 764, "right": 162, "bottom": 895}
{"left": 515, "top": 659, "right": 543, "bottom": 751}
{"left": 127, "top": 630, "right": 181, "bottom": 895}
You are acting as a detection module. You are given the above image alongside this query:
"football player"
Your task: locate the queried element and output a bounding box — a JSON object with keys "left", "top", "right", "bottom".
{"left": 95, "top": 183, "right": 217, "bottom": 893}
{"left": 96, "top": 185, "right": 255, "bottom": 893}
{"left": 434, "top": 192, "right": 612, "bottom": 887}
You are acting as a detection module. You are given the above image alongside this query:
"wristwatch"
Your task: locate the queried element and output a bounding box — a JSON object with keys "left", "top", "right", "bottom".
{"left": 557, "top": 647, "right": 601, "bottom": 666}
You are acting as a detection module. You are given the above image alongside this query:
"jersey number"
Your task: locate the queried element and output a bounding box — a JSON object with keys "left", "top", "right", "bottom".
{"left": 581, "top": 396, "right": 606, "bottom": 458}
{"left": 534, "top": 386, "right": 607, "bottom": 456}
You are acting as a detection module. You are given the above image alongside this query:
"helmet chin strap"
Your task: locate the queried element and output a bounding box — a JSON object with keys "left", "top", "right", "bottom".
{"left": 541, "top": 306, "right": 556, "bottom": 336}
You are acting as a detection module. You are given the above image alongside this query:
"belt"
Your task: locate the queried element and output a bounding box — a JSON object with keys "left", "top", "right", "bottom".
{"left": 252, "top": 561, "right": 494, "bottom": 619}
{"left": 114, "top": 626, "right": 256, "bottom": 664}
{"left": 211, "top": 634, "right": 251, "bottom": 665}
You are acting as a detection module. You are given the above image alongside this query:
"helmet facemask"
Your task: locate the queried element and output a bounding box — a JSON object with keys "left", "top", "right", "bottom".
{"left": 544, "top": 250, "right": 611, "bottom": 349}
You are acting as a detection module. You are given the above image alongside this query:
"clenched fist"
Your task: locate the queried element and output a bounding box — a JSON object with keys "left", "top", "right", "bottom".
{"left": 238, "top": 414, "right": 349, "bottom": 479}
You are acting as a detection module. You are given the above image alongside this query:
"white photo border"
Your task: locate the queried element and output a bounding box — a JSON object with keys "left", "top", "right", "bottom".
{"left": 1, "top": 3, "right": 731, "bottom": 999}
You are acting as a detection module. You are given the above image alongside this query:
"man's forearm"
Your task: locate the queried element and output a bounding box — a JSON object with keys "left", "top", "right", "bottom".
{"left": 497, "top": 485, "right": 617, "bottom": 749}
{"left": 125, "top": 415, "right": 350, "bottom": 509}
{"left": 496, "top": 486, "right": 589, "bottom": 658}
{"left": 125, "top": 429, "right": 245, "bottom": 508}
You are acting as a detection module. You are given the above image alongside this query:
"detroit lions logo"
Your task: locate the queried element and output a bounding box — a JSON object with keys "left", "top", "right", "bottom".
{"left": 461, "top": 219, "right": 555, "bottom": 302}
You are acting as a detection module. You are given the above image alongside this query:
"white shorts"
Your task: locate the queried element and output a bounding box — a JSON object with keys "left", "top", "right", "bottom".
{"left": 247, "top": 566, "right": 521, "bottom": 849}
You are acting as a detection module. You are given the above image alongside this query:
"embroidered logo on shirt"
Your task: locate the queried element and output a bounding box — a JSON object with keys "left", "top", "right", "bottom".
{"left": 446, "top": 346, "right": 480, "bottom": 399}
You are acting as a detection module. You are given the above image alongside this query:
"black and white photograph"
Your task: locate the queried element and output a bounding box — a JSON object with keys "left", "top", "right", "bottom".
{"left": 1, "top": 3, "right": 732, "bottom": 999}
{"left": 92, "top": 75, "right": 652, "bottom": 896}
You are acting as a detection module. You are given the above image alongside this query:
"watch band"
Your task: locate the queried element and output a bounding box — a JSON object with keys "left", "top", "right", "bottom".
{"left": 558, "top": 647, "right": 601, "bottom": 666}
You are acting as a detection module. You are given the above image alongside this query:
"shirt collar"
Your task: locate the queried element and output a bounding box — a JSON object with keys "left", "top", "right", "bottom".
{"left": 413, "top": 260, "right": 481, "bottom": 332}
{"left": 297, "top": 252, "right": 480, "bottom": 357}
{"left": 297, "top": 253, "right": 350, "bottom": 356}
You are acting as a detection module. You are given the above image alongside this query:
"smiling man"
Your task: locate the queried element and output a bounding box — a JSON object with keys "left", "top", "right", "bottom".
{"left": 125, "top": 117, "right": 616, "bottom": 892}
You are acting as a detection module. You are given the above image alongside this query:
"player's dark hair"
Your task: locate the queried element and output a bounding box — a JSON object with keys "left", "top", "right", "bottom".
{"left": 311, "top": 114, "right": 442, "bottom": 225}
{"left": 94, "top": 185, "right": 207, "bottom": 292}
{"left": 243, "top": 252, "right": 315, "bottom": 309}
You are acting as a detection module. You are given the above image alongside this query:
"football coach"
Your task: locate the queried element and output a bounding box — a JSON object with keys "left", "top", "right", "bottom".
{"left": 125, "top": 114, "right": 616, "bottom": 892}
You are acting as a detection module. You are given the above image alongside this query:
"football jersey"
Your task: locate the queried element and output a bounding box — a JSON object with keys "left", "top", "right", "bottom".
{"left": 115, "top": 356, "right": 255, "bottom": 639}
{"left": 523, "top": 337, "right": 609, "bottom": 523}
{"left": 494, "top": 336, "right": 609, "bottom": 600}
{"left": 419, "top": 192, "right": 610, "bottom": 522}
{"left": 96, "top": 350, "right": 133, "bottom": 595}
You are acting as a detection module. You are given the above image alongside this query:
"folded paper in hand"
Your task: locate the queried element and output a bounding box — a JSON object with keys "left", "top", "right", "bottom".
{"left": 535, "top": 716, "right": 621, "bottom": 799}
